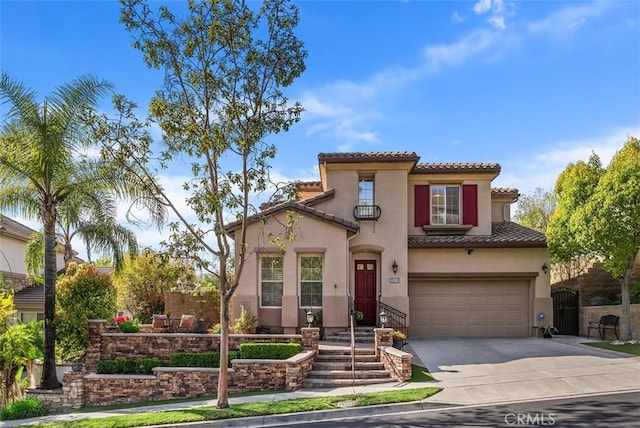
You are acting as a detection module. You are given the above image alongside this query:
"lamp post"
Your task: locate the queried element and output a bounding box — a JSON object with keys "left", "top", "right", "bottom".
{"left": 379, "top": 311, "right": 387, "bottom": 328}
{"left": 306, "top": 309, "right": 314, "bottom": 328}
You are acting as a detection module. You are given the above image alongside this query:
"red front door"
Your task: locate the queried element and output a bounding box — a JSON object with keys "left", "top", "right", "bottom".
{"left": 355, "top": 260, "right": 377, "bottom": 325}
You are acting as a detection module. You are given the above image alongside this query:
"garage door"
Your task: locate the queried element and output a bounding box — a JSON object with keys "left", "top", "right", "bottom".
{"left": 409, "top": 280, "right": 530, "bottom": 337}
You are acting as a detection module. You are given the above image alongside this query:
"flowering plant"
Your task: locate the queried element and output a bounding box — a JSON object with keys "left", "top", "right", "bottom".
{"left": 392, "top": 330, "right": 407, "bottom": 340}
{"left": 115, "top": 315, "right": 131, "bottom": 325}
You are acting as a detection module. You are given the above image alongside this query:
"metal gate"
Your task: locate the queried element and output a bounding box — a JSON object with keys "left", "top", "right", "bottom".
{"left": 552, "top": 287, "right": 579, "bottom": 335}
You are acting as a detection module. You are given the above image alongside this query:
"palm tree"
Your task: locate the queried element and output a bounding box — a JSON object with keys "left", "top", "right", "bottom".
{"left": 56, "top": 190, "right": 139, "bottom": 271}
{"left": 0, "top": 72, "right": 115, "bottom": 389}
{"left": 24, "top": 190, "right": 140, "bottom": 280}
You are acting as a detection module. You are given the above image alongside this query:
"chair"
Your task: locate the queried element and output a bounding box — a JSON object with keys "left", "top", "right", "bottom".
{"left": 176, "top": 314, "right": 196, "bottom": 333}
{"left": 587, "top": 315, "right": 619, "bottom": 340}
{"left": 152, "top": 314, "right": 169, "bottom": 332}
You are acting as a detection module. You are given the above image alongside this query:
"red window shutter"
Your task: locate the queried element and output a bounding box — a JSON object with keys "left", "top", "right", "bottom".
{"left": 414, "top": 185, "right": 430, "bottom": 226}
{"left": 462, "top": 184, "right": 478, "bottom": 226}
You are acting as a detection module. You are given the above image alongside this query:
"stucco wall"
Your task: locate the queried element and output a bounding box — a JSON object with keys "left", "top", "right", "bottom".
{"left": 409, "top": 246, "right": 552, "bottom": 328}
{"left": 407, "top": 173, "right": 495, "bottom": 236}
{"left": 234, "top": 214, "right": 350, "bottom": 332}
{"left": 580, "top": 305, "right": 640, "bottom": 340}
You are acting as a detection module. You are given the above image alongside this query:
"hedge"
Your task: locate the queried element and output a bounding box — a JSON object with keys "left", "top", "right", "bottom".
{"left": 0, "top": 399, "right": 48, "bottom": 420}
{"left": 169, "top": 351, "right": 240, "bottom": 368}
{"left": 96, "top": 358, "right": 166, "bottom": 374}
{"left": 239, "top": 343, "right": 302, "bottom": 359}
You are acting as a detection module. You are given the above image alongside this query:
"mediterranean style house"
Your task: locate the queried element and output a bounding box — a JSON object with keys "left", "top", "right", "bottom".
{"left": 0, "top": 215, "right": 66, "bottom": 322}
{"left": 226, "top": 152, "right": 551, "bottom": 338}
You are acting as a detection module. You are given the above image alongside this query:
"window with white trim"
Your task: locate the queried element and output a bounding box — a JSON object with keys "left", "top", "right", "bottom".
{"left": 299, "top": 255, "right": 323, "bottom": 307}
{"left": 260, "top": 256, "right": 283, "bottom": 307}
{"left": 431, "top": 185, "right": 460, "bottom": 225}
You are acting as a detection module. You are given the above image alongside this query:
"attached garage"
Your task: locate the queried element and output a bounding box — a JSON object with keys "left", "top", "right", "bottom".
{"left": 409, "top": 279, "right": 530, "bottom": 337}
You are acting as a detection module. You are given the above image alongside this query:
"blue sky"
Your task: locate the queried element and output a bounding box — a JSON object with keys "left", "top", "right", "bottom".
{"left": 2, "top": 0, "right": 639, "bottom": 258}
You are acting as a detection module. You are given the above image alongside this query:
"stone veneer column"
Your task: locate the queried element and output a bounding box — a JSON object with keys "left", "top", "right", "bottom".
{"left": 374, "top": 328, "right": 394, "bottom": 357}
{"left": 300, "top": 327, "right": 319, "bottom": 352}
{"left": 85, "top": 319, "right": 107, "bottom": 372}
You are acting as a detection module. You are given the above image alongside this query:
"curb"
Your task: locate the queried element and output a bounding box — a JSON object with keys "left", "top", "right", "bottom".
{"left": 148, "top": 401, "right": 454, "bottom": 428}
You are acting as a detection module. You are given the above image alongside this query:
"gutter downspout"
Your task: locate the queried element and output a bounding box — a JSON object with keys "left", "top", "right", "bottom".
{"left": 346, "top": 227, "right": 360, "bottom": 325}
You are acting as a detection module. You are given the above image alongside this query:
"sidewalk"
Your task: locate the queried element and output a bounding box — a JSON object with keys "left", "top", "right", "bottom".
{"left": 0, "top": 380, "right": 439, "bottom": 427}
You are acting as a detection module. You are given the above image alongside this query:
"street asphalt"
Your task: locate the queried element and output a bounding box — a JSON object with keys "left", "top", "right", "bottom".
{"left": 2, "top": 336, "right": 638, "bottom": 427}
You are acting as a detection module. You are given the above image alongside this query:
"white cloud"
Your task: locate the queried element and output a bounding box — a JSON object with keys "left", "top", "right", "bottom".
{"left": 451, "top": 11, "right": 466, "bottom": 24}
{"left": 528, "top": 1, "right": 610, "bottom": 38}
{"left": 474, "top": 0, "right": 492, "bottom": 15}
{"left": 423, "top": 29, "right": 500, "bottom": 71}
{"left": 489, "top": 16, "right": 506, "bottom": 30}
{"left": 473, "top": 0, "right": 514, "bottom": 30}
{"left": 496, "top": 127, "right": 640, "bottom": 195}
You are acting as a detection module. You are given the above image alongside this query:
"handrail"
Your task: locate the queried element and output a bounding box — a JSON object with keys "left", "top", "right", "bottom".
{"left": 376, "top": 300, "right": 407, "bottom": 339}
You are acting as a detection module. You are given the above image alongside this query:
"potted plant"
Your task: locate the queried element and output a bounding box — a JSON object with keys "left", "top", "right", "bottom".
{"left": 392, "top": 330, "right": 406, "bottom": 350}
{"left": 539, "top": 324, "right": 559, "bottom": 338}
{"left": 351, "top": 309, "right": 364, "bottom": 325}
{"left": 234, "top": 304, "right": 258, "bottom": 334}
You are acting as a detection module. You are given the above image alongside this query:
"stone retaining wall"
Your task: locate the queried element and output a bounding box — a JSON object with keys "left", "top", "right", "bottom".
{"left": 379, "top": 347, "right": 413, "bottom": 382}
{"left": 28, "top": 326, "right": 321, "bottom": 413}
{"left": 86, "top": 320, "right": 303, "bottom": 372}
{"left": 374, "top": 328, "right": 412, "bottom": 381}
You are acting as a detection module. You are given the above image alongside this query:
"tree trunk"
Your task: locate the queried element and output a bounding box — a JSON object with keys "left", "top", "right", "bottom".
{"left": 619, "top": 269, "right": 632, "bottom": 342}
{"left": 217, "top": 289, "right": 231, "bottom": 408}
{"left": 40, "top": 203, "right": 61, "bottom": 389}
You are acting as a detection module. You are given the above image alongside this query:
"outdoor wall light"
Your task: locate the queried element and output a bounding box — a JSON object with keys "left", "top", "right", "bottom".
{"left": 379, "top": 311, "right": 387, "bottom": 328}
{"left": 466, "top": 248, "right": 474, "bottom": 255}
{"left": 542, "top": 263, "right": 549, "bottom": 274}
{"left": 392, "top": 260, "right": 398, "bottom": 274}
{"left": 306, "top": 309, "right": 314, "bottom": 327}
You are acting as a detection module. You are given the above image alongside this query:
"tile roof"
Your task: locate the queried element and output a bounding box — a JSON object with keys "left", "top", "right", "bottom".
{"left": 0, "top": 215, "right": 37, "bottom": 241}
{"left": 492, "top": 187, "right": 520, "bottom": 195}
{"left": 413, "top": 163, "right": 501, "bottom": 173}
{"left": 13, "top": 285, "right": 44, "bottom": 306}
{"left": 298, "top": 181, "right": 323, "bottom": 189}
{"left": 318, "top": 152, "right": 420, "bottom": 163}
{"left": 225, "top": 189, "right": 358, "bottom": 233}
{"left": 408, "top": 221, "right": 546, "bottom": 248}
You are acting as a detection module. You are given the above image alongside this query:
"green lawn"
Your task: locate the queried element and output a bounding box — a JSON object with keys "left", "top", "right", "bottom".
{"left": 583, "top": 341, "right": 640, "bottom": 356}
{"left": 32, "top": 387, "right": 441, "bottom": 428}
{"left": 411, "top": 364, "right": 434, "bottom": 382}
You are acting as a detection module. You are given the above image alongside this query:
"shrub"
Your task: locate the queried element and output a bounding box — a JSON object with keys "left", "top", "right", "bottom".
{"left": 169, "top": 351, "right": 240, "bottom": 368}
{"left": 56, "top": 262, "right": 117, "bottom": 362}
{"left": 96, "top": 358, "right": 165, "bottom": 374}
{"left": 631, "top": 284, "right": 640, "bottom": 304}
{"left": 118, "top": 319, "right": 140, "bottom": 333}
{"left": 0, "top": 398, "right": 47, "bottom": 421}
{"left": 239, "top": 343, "right": 302, "bottom": 360}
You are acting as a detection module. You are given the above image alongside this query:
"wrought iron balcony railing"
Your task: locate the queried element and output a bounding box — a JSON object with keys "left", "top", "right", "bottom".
{"left": 353, "top": 204, "right": 381, "bottom": 221}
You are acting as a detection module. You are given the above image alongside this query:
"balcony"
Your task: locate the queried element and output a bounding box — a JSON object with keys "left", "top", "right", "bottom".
{"left": 353, "top": 205, "right": 381, "bottom": 221}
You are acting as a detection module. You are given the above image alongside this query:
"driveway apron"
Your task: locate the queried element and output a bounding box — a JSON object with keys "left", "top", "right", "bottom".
{"left": 406, "top": 336, "right": 640, "bottom": 405}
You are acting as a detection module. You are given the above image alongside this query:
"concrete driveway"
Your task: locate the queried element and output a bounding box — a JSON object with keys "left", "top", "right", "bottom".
{"left": 406, "top": 336, "right": 640, "bottom": 405}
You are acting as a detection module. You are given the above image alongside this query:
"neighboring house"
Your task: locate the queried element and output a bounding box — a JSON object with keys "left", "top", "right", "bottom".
{"left": 226, "top": 152, "right": 550, "bottom": 338}
{"left": 0, "top": 214, "right": 66, "bottom": 322}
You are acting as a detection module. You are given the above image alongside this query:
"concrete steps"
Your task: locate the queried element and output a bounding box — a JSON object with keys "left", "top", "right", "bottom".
{"left": 304, "top": 344, "right": 394, "bottom": 388}
{"left": 323, "top": 327, "right": 376, "bottom": 344}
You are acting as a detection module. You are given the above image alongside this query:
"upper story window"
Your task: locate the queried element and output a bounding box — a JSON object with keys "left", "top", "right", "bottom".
{"left": 431, "top": 185, "right": 460, "bottom": 225}
{"left": 357, "top": 178, "right": 374, "bottom": 216}
{"left": 415, "top": 184, "right": 478, "bottom": 231}
{"left": 299, "top": 255, "right": 323, "bottom": 308}
{"left": 354, "top": 176, "right": 381, "bottom": 220}
{"left": 260, "top": 256, "right": 283, "bottom": 307}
